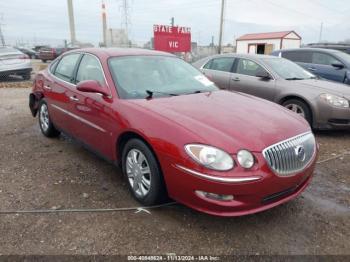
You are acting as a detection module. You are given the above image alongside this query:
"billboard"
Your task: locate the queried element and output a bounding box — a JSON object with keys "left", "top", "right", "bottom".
{"left": 153, "top": 25, "right": 191, "bottom": 53}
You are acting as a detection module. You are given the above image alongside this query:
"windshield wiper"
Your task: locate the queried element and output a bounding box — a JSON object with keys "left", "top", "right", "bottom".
{"left": 145, "top": 90, "right": 178, "bottom": 99}
{"left": 285, "top": 77, "right": 305, "bottom": 80}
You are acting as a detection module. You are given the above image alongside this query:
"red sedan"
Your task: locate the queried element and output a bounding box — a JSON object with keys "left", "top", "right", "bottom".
{"left": 29, "top": 48, "right": 318, "bottom": 216}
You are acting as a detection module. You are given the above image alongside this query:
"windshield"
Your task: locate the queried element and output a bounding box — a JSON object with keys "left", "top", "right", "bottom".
{"left": 262, "top": 57, "right": 315, "bottom": 80}
{"left": 335, "top": 52, "right": 350, "bottom": 65}
{"left": 108, "top": 56, "right": 218, "bottom": 99}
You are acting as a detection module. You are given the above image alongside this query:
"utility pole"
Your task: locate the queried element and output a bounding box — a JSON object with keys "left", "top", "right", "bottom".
{"left": 0, "top": 14, "right": 5, "bottom": 46}
{"left": 67, "top": 0, "right": 77, "bottom": 46}
{"left": 218, "top": 0, "right": 226, "bottom": 54}
{"left": 319, "top": 22, "right": 323, "bottom": 43}
{"left": 102, "top": 1, "right": 107, "bottom": 47}
{"left": 170, "top": 17, "right": 175, "bottom": 27}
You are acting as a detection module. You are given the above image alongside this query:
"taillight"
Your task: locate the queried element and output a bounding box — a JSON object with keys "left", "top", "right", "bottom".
{"left": 36, "top": 79, "right": 44, "bottom": 89}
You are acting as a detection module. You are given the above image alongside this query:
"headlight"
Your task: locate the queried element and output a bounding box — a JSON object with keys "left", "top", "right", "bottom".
{"left": 320, "top": 93, "right": 349, "bottom": 108}
{"left": 185, "top": 144, "right": 234, "bottom": 171}
{"left": 237, "top": 150, "right": 255, "bottom": 169}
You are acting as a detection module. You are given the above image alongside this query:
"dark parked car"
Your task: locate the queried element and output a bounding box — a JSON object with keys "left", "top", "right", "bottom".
{"left": 193, "top": 54, "right": 350, "bottom": 130}
{"left": 39, "top": 47, "right": 68, "bottom": 62}
{"left": 29, "top": 48, "right": 317, "bottom": 216}
{"left": 271, "top": 48, "right": 350, "bottom": 85}
{"left": 16, "top": 47, "right": 38, "bottom": 59}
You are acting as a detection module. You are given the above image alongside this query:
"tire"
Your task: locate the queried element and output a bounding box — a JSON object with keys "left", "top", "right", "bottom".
{"left": 22, "top": 73, "right": 31, "bottom": 81}
{"left": 282, "top": 99, "right": 312, "bottom": 125}
{"left": 122, "top": 139, "right": 167, "bottom": 206}
{"left": 38, "top": 100, "right": 60, "bottom": 138}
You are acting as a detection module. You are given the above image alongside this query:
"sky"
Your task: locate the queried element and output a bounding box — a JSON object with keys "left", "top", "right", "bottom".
{"left": 0, "top": 0, "right": 349, "bottom": 47}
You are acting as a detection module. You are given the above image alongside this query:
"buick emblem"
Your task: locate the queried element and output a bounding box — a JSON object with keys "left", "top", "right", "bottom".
{"left": 294, "top": 145, "right": 306, "bottom": 162}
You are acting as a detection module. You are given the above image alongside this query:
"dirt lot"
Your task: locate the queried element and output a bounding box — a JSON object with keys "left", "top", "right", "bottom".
{"left": 0, "top": 87, "right": 349, "bottom": 256}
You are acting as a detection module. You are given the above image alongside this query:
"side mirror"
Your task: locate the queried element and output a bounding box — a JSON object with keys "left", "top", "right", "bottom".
{"left": 76, "top": 80, "right": 109, "bottom": 97}
{"left": 331, "top": 63, "right": 345, "bottom": 69}
{"left": 255, "top": 70, "right": 271, "bottom": 80}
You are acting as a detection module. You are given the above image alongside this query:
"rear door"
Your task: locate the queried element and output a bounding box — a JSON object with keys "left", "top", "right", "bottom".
{"left": 46, "top": 53, "right": 82, "bottom": 134}
{"left": 230, "top": 58, "right": 276, "bottom": 101}
{"left": 201, "top": 57, "right": 235, "bottom": 89}
{"left": 309, "top": 51, "right": 347, "bottom": 83}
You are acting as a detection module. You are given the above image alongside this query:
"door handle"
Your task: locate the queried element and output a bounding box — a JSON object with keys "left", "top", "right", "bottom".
{"left": 69, "top": 96, "right": 79, "bottom": 102}
{"left": 308, "top": 67, "right": 317, "bottom": 71}
{"left": 232, "top": 77, "right": 240, "bottom": 82}
{"left": 44, "top": 85, "right": 52, "bottom": 90}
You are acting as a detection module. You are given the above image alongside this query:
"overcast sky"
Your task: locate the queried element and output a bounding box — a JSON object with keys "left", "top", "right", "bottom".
{"left": 0, "top": 0, "right": 349, "bottom": 47}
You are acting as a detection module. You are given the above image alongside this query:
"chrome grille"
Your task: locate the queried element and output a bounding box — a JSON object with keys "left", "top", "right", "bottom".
{"left": 262, "top": 132, "right": 316, "bottom": 176}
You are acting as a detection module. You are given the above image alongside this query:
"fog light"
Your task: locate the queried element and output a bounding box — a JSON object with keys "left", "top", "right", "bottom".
{"left": 195, "top": 190, "right": 234, "bottom": 201}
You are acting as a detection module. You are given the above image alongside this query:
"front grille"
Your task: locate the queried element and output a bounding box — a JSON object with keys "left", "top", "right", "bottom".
{"left": 262, "top": 132, "right": 316, "bottom": 176}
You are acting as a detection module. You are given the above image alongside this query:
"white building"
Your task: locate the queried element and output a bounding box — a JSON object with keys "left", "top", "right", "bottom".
{"left": 236, "top": 31, "right": 301, "bottom": 54}
{"left": 106, "top": 28, "right": 129, "bottom": 47}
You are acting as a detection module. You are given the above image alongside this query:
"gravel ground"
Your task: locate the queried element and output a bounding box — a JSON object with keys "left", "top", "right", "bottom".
{"left": 0, "top": 88, "right": 349, "bottom": 256}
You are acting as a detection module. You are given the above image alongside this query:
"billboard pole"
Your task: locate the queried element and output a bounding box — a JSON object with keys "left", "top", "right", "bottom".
{"left": 218, "top": 0, "right": 225, "bottom": 54}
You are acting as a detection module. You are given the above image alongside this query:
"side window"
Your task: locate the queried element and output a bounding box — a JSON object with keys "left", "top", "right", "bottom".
{"left": 205, "top": 57, "right": 234, "bottom": 72}
{"left": 282, "top": 51, "right": 312, "bottom": 63}
{"left": 49, "top": 59, "right": 59, "bottom": 73}
{"left": 76, "top": 54, "right": 105, "bottom": 85}
{"left": 54, "top": 53, "right": 81, "bottom": 83}
{"left": 236, "top": 59, "right": 265, "bottom": 77}
{"left": 312, "top": 53, "right": 341, "bottom": 66}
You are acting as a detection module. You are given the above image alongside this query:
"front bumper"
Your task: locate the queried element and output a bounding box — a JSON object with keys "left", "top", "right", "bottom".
{"left": 313, "top": 99, "right": 350, "bottom": 130}
{"left": 160, "top": 153, "right": 317, "bottom": 217}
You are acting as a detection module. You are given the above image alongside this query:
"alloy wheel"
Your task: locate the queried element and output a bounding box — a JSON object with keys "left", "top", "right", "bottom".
{"left": 284, "top": 103, "right": 305, "bottom": 118}
{"left": 126, "top": 149, "right": 152, "bottom": 198}
{"left": 39, "top": 103, "right": 50, "bottom": 132}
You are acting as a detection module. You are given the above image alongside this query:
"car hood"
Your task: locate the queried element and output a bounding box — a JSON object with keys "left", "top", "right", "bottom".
{"left": 292, "top": 79, "right": 350, "bottom": 98}
{"left": 129, "top": 91, "right": 311, "bottom": 153}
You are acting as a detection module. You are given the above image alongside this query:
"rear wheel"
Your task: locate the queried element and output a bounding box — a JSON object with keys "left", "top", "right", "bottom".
{"left": 38, "top": 100, "right": 60, "bottom": 138}
{"left": 22, "top": 73, "right": 31, "bottom": 80}
{"left": 122, "top": 139, "right": 167, "bottom": 205}
{"left": 282, "top": 99, "right": 312, "bottom": 125}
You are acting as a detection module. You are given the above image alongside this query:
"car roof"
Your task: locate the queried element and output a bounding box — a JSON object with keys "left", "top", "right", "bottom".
{"left": 204, "top": 53, "right": 280, "bottom": 60}
{"left": 274, "top": 47, "right": 341, "bottom": 54}
{"left": 70, "top": 48, "right": 175, "bottom": 58}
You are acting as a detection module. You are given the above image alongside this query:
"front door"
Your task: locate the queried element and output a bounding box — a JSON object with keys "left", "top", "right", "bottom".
{"left": 310, "top": 52, "right": 347, "bottom": 83}
{"left": 70, "top": 54, "right": 115, "bottom": 158}
{"left": 230, "top": 58, "right": 276, "bottom": 101}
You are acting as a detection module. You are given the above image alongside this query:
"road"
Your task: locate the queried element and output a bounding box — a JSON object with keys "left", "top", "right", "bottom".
{"left": 0, "top": 88, "right": 349, "bottom": 255}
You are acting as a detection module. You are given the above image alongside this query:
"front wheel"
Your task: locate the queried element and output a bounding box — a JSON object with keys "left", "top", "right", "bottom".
{"left": 122, "top": 139, "right": 167, "bottom": 206}
{"left": 282, "top": 99, "right": 312, "bottom": 126}
{"left": 38, "top": 100, "right": 60, "bottom": 138}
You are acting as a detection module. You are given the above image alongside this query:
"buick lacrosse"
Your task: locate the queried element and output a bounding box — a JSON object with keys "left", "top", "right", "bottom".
{"left": 29, "top": 48, "right": 318, "bottom": 216}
